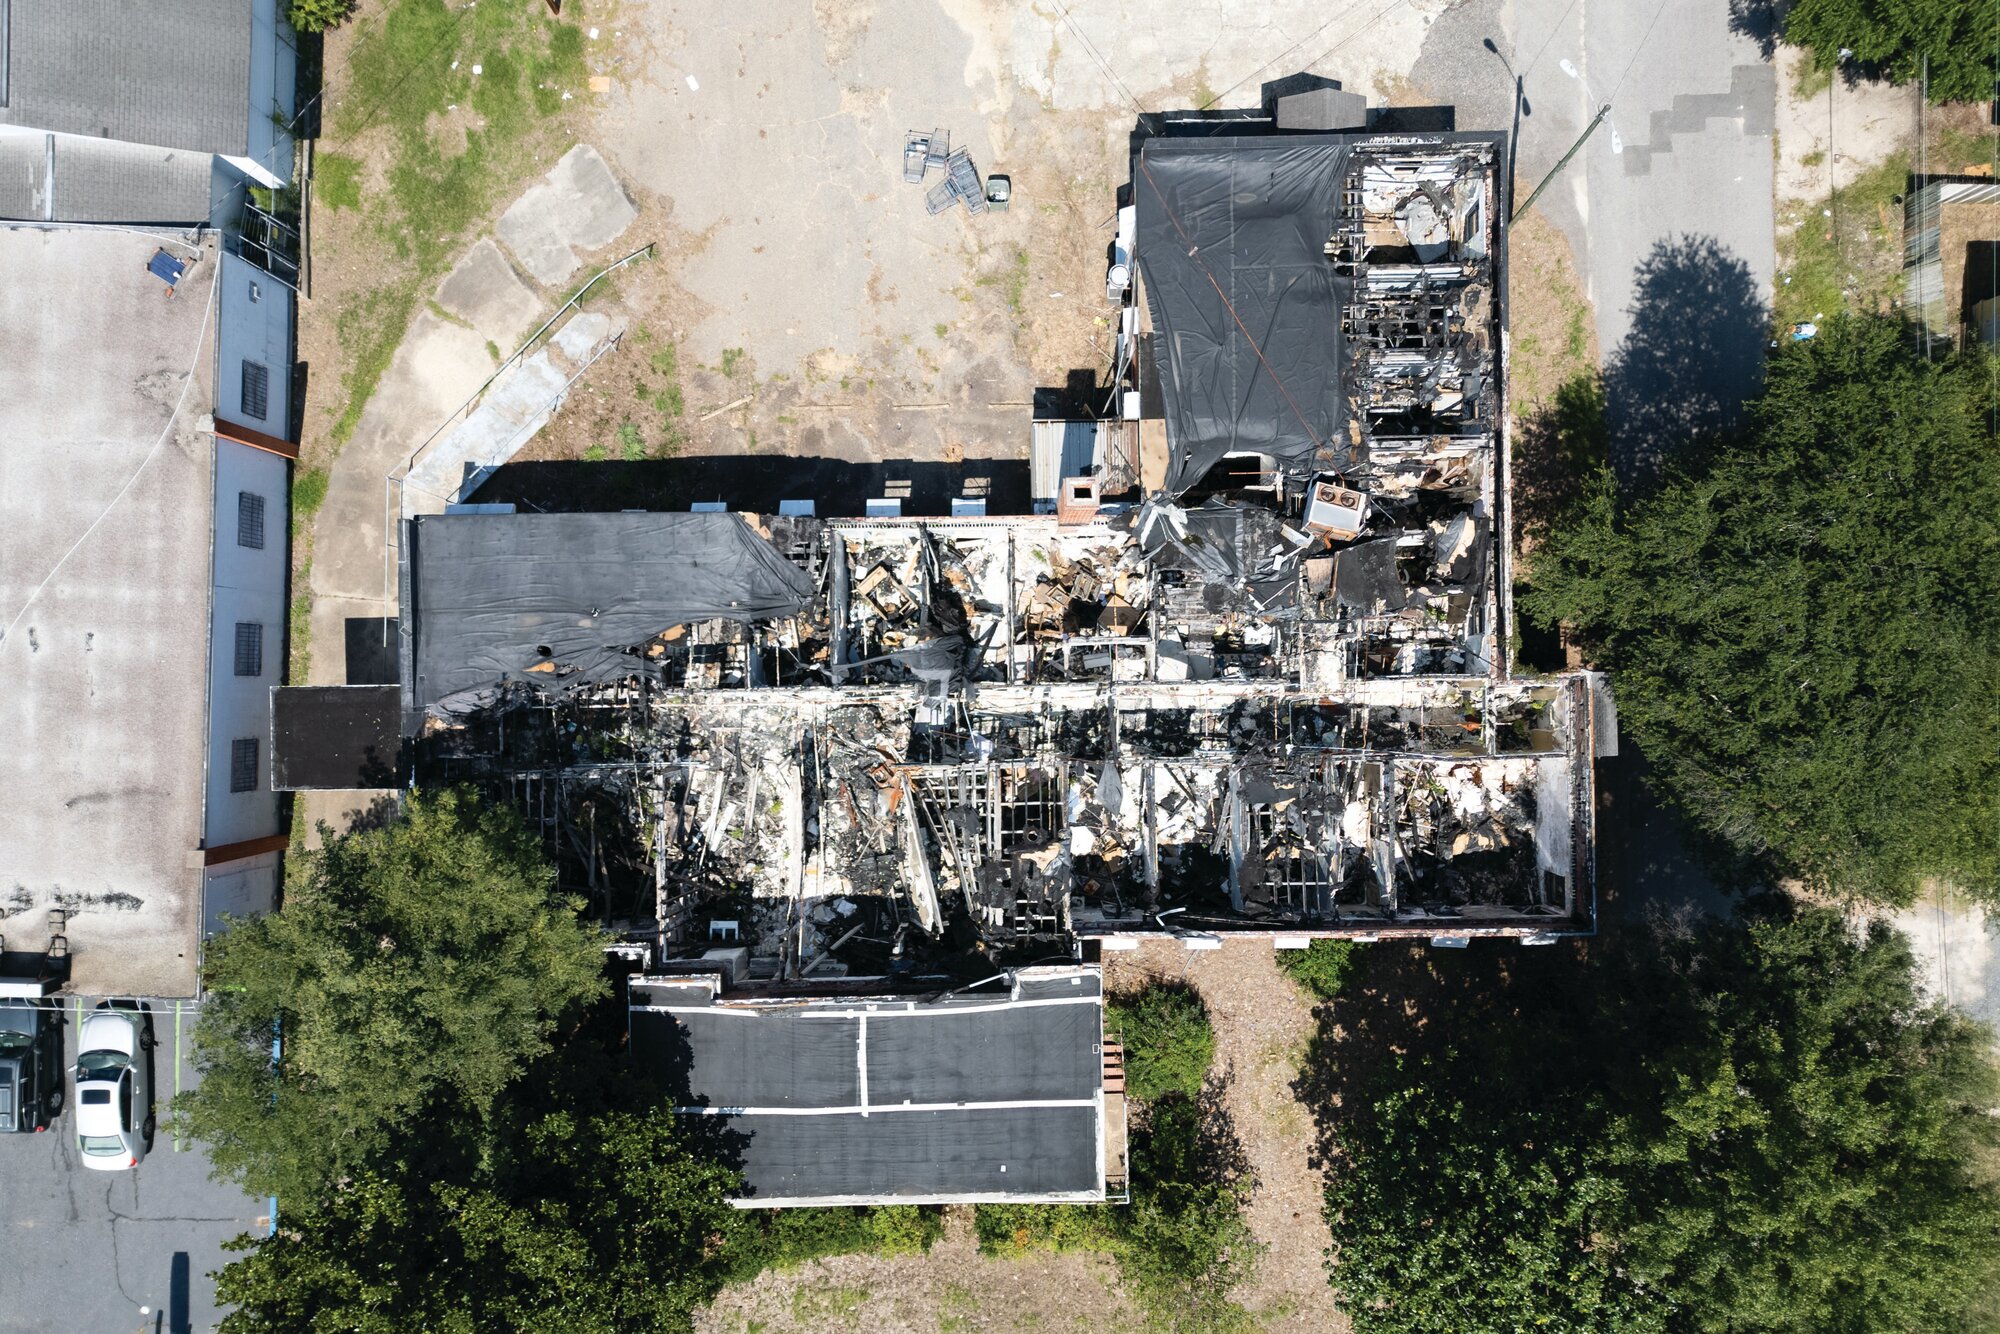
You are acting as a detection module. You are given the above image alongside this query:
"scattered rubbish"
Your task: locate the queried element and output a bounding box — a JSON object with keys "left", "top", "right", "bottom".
{"left": 900, "top": 128, "right": 987, "bottom": 219}
{"left": 686, "top": 74, "right": 700, "bottom": 91}
{"left": 1789, "top": 322, "right": 1818, "bottom": 341}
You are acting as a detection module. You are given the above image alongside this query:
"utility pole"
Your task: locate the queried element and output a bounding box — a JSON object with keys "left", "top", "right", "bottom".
{"left": 1511, "top": 103, "right": 1610, "bottom": 224}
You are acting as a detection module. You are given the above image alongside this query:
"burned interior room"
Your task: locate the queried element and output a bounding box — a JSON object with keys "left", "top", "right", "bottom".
{"left": 369, "top": 124, "right": 1603, "bottom": 989}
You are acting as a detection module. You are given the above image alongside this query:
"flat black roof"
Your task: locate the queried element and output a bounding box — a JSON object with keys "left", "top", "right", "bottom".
{"left": 270, "top": 685, "right": 404, "bottom": 791}
{"left": 630, "top": 969, "right": 1106, "bottom": 1205}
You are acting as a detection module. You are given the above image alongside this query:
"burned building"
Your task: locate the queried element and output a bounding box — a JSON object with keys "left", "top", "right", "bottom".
{"left": 267, "top": 115, "right": 1606, "bottom": 1206}
{"left": 364, "top": 123, "right": 1601, "bottom": 978}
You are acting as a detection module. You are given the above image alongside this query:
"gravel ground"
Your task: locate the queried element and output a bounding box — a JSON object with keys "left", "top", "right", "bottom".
{"left": 1105, "top": 938, "right": 1348, "bottom": 1333}
{"left": 697, "top": 1207, "right": 1142, "bottom": 1334}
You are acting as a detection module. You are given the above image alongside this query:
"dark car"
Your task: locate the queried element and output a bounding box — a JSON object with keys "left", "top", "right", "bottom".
{"left": 0, "top": 1000, "right": 64, "bottom": 1133}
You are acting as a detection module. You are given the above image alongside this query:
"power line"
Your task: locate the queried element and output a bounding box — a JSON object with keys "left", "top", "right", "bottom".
{"left": 1200, "top": 0, "right": 1386, "bottom": 111}
{"left": 1049, "top": 1, "right": 1144, "bottom": 115}
{"left": 1606, "top": 0, "right": 1674, "bottom": 104}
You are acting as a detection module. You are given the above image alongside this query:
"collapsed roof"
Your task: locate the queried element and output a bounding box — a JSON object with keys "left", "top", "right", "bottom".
{"left": 1134, "top": 132, "right": 1504, "bottom": 497}
{"left": 401, "top": 511, "right": 814, "bottom": 725}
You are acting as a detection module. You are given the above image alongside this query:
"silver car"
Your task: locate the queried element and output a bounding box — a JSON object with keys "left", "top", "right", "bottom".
{"left": 72, "top": 1006, "right": 153, "bottom": 1171}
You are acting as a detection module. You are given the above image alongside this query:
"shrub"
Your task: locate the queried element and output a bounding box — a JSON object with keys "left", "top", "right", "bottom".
{"left": 1108, "top": 983, "right": 1214, "bottom": 1104}
{"left": 288, "top": 0, "right": 355, "bottom": 35}
{"left": 1277, "top": 940, "right": 1362, "bottom": 1001}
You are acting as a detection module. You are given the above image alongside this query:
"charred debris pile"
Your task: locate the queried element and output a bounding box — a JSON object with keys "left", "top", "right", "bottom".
{"left": 392, "top": 130, "right": 1597, "bottom": 986}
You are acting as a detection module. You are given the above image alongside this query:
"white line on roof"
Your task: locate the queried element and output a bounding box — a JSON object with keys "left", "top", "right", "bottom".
{"left": 857, "top": 1014, "right": 869, "bottom": 1118}
{"left": 631, "top": 994, "right": 1100, "bottom": 1019}
{"left": 670, "top": 1098, "right": 1100, "bottom": 1117}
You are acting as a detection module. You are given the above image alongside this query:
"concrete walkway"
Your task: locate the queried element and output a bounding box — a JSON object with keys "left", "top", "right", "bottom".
{"left": 299, "top": 147, "right": 638, "bottom": 836}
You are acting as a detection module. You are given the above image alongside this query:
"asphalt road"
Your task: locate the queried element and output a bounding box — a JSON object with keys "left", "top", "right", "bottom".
{"left": 0, "top": 998, "right": 266, "bottom": 1334}
{"left": 1417, "top": 0, "right": 1776, "bottom": 485}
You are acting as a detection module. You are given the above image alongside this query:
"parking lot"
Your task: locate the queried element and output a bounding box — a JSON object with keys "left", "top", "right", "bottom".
{"left": 0, "top": 999, "right": 267, "bottom": 1334}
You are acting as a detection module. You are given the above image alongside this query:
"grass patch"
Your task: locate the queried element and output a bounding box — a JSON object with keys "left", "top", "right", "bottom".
{"left": 1277, "top": 940, "right": 1363, "bottom": 1002}
{"left": 1108, "top": 983, "right": 1214, "bottom": 1103}
{"left": 292, "top": 466, "right": 329, "bottom": 525}
{"left": 331, "top": 278, "right": 422, "bottom": 444}
{"left": 616, "top": 421, "right": 645, "bottom": 461}
{"left": 1775, "top": 152, "right": 1908, "bottom": 327}
{"left": 583, "top": 442, "right": 608, "bottom": 462}
{"left": 720, "top": 346, "right": 746, "bottom": 376}
{"left": 288, "top": 557, "right": 314, "bottom": 684}
{"left": 1791, "top": 55, "right": 1833, "bottom": 100}
{"left": 977, "top": 246, "right": 1032, "bottom": 313}
{"left": 315, "top": 151, "right": 363, "bottom": 210}
{"left": 720, "top": 1206, "right": 941, "bottom": 1284}
{"left": 321, "top": 0, "right": 587, "bottom": 440}
{"left": 789, "top": 1286, "right": 868, "bottom": 1328}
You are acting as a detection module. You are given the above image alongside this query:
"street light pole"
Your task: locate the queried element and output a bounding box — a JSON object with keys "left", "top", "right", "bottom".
{"left": 1511, "top": 102, "right": 1611, "bottom": 224}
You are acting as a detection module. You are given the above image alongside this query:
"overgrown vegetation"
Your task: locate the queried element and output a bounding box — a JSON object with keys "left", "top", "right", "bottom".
{"left": 1524, "top": 315, "right": 2000, "bottom": 903}
{"left": 1315, "top": 907, "right": 2000, "bottom": 1333}
{"left": 1107, "top": 982, "right": 1214, "bottom": 1102}
{"left": 178, "top": 789, "right": 610, "bottom": 1206}
{"left": 1773, "top": 153, "right": 1908, "bottom": 327}
{"left": 977, "top": 982, "right": 1256, "bottom": 1331}
{"left": 1276, "top": 940, "right": 1362, "bottom": 1002}
{"left": 323, "top": 0, "right": 588, "bottom": 442}
{"left": 719, "top": 1206, "right": 943, "bottom": 1283}
{"left": 1786, "top": 0, "right": 2000, "bottom": 103}
{"left": 288, "top": 0, "right": 355, "bottom": 36}
{"left": 189, "top": 791, "right": 947, "bottom": 1330}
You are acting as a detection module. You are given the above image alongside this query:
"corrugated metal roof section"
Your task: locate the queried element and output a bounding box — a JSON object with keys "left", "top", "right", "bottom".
{"left": 0, "top": 0, "right": 253, "bottom": 156}
{"left": 51, "top": 137, "right": 216, "bottom": 225}
{"left": 0, "top": 135, "right": 46, "bottom": 222}
{"left": 1031, "top": 420, "right": 1101, "bottom": 502}
{"left": 631, "top": 966, "right": 1109, "bottom": 1205}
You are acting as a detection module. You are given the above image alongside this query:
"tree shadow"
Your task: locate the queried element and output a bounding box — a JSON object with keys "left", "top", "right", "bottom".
{"left": 1291, "top": 942, "right": 1587, "bottom": 1175}
{"left": 1725, "top": 0, "right": 1783, "bottom": 61}
{"left": 1602, "top": 235, "right": 1768, "bottom": 493}
{"left": 1510, "top": 372, "right": 1607, "bottom": 542}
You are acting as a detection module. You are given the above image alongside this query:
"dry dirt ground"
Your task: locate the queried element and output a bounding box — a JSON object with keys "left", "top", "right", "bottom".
{"left": 1505, "top": 210, "right": 1598, "bottom": 414}
{"left": 697, "top": 1208, "right": 1141, "bottom": 1334}
{"left": 515, "top": 0, "right": 1456, "bottom": 470}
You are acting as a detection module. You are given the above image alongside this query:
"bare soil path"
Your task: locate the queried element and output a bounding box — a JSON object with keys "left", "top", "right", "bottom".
{"left": 1106, "top": 939, "right": 1347, "bottom": 1333}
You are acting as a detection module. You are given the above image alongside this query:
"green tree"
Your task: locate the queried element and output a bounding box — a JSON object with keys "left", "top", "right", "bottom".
{"left": 179, "top": 788, "right": 608, "bottom": 1206}
{"left": 1785, "top": 0, "right": 2000, "bottom": 104}
{"left": 213, "top": 1105, "right": 740, "bottom": 1334}
{"left": 1318, "top": 908, "right": 2000, "bottom": 1334}
{"left": 1524, "top": 316, "right": 2000, "bottom": 903}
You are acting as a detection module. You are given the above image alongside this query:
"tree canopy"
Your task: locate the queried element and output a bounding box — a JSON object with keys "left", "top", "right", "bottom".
{"left": 1316, "top": 907, "right": 2000, "bottom": 1334}
{"left": 1785, "top": 0, "right": 2000, "bottom": 104}
{"left": 213, "top": 1103, "right": 741, "bottom": 1334}
{"left": 1523, "top": 315, "right": 2000, "bottom": 903}
{"left": 179, "top": 788, "right": 610, "bottom": 1206}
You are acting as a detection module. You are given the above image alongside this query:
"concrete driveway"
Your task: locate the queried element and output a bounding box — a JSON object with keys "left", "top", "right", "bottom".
{"left": 0, "top": 998, "right": 266, "bottom": 1333}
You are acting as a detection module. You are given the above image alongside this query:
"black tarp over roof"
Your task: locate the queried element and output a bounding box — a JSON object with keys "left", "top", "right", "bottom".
{"left": 1134, "top": 137, "right": 1353, "bottom": 496}
{"left": 631, "top": 970, "right": 1105, "bottom": 1203}
{"left": 404, "top": 511, "right": 813, "bottom": 718}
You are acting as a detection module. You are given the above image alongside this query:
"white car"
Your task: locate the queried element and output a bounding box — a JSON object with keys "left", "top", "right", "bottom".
{"left": 73, "top": 1006, "right": 153, "bottom": 1171}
